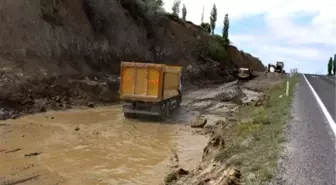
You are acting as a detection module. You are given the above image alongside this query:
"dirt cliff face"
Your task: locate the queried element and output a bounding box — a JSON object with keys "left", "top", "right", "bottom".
{"left": 0, "top": 0, "right": 151, "bottom": 75}
{"left": 226, "top": 45, "right": 264, "bottom": 71}
{"left": 0, "top": 0, "right": 263, "bottom": 78}
{"left": 0, "top": 0, "right": 265, "bottom": 119}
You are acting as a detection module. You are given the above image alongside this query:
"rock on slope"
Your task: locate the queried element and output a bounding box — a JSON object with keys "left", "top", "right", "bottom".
{"left": 0, "top": 0, "right": 264, "bottom": 119}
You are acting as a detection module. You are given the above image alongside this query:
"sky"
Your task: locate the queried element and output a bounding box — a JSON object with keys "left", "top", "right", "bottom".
{"left": 163, "top": 0, "right": 336, "bottom": 74}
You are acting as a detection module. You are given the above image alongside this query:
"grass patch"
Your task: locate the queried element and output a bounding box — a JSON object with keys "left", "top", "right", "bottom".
{"left": 215, "top": 74, "right": 300, "bottom": 184}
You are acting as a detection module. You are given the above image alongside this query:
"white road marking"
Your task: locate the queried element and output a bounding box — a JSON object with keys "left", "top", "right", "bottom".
{"left": 303, "top": 74, "right": 336, "bottom": 136}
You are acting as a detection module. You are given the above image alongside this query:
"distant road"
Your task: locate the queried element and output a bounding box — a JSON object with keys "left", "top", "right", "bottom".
{"left": 275, "top": 74, "right": 336, "bottom": 185}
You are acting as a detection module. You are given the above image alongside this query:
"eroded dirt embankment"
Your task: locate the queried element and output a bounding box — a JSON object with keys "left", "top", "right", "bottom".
{"left": 164, "top": 72, "right": 285, "bottom": 185}
{"left": 0, "top": 0, "right": 265, "bottom": 120}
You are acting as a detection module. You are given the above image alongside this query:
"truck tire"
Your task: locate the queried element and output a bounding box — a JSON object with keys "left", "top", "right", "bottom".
{"left": 159, "top": 103, "right": 167, "bottom": 120}
{"left": 124, "top": 112, "right": 135, "bottom": 119}
{"left": 166, "top": 101, "right": 171, "bottom": 117}
{"left": 176, "top": 96, "right": 181, "bottom": 108}
{"left": 176, "top": 90, "right": 182, "bottom": 108}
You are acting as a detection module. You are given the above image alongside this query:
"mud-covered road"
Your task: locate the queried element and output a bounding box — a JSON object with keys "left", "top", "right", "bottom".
{"left": 0, "top": 72, "right": 283, "bottom": 185}
{"left": 0, "top": 106, "right": 209, "bottom": 185}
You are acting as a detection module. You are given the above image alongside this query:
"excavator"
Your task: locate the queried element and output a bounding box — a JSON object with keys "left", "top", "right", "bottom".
{"left": 267, "top": 61, "right": 284, "bottom": 73}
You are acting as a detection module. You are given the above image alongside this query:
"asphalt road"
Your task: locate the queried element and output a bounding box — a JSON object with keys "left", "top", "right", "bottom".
{"left": 274, "top": 74, "right": 336, "bottom": 185}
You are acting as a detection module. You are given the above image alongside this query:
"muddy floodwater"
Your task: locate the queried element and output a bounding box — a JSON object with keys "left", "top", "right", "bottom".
{"left": 0, "top": 106, "right": 208, "bottom": 185}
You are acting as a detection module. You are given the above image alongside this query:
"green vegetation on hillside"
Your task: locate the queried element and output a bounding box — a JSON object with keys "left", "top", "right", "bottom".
{"left": 208, "top": 35, "right": 229, "bottom": 62}
{"left": 131, "top": 1, "right": 262, "bottom": 70}
{"left": 135, "top": 0, "right": 165, "bottom": 19}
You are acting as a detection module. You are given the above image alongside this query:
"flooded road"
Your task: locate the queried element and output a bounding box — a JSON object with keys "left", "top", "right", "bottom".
{"left": 0, "top": 106, "right": 208, "bottom": 185}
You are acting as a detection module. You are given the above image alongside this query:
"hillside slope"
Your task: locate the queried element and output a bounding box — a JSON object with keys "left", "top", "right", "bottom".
{"left": 0, "top": 0, "right": 265, "bottom": 119}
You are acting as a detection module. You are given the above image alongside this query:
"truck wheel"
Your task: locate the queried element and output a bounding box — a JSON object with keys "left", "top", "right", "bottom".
{"left": 177, "top": 97, "right": 181, "bottom": 108}
{"left": 159, "top": 103, "right": 167, "bottom": 120}
{"left": 177, "top": 89, "right": 182, "bottom": 108}
{"left": 124, "top": 112, "right": 135, "bottom": 119}
{"left": 176, "top": 96, "right": 182, "bottom": 108}
{"left": 166, "top": 101, "right": 171, "bottom": 117}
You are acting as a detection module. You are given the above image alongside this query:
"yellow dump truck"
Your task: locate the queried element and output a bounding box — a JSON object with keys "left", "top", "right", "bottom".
{"left": 237, "top": 67, "right": 253, "bottom": 80}
{"left": 119, "top": 61, "right": 182, "bottom": 119}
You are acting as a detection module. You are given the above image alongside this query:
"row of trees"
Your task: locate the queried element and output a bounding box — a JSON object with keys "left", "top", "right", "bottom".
{"left": 171, "top": 0, "right": 187, "bottom": 20}
{"left": 200, "top": 4, "right": 229, "bottom": 44}
{"left": 327, "top": 54, "right": 336, "bottom": 75}
{"left": 171, "top": 1, "right": 230, "bottom": 44}
{"left": 201, "top": 4, "right": 230, "bottom": 45}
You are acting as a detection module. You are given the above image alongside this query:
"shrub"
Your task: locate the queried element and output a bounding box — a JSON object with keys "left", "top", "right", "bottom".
{"left": 200, "top": 22, "right": 211, "bottom": 33}
{"left": 205, "top": 35, "right": 229, "bottom": 62}
{"left": 135, "top": 0, "right": 165, "bottom": 21}
{"left": 213, "top": 34, "right": 229, "bottom": 47}
{"left": 209, "top": 41, "right": 228, "bottom": 62}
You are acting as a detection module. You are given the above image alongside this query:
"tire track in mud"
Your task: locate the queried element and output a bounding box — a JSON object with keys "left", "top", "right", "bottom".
{"left": 0, "top": 175, "right": 41, "bottom": 185}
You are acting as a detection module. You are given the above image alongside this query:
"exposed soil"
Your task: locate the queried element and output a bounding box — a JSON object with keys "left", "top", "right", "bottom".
{"left": 164, "top": 72, "right": 285, "bottom": 185}
{"left": 0, "top": 74, "right": 120, "bottom": 120}
{"left": 0, "top": 0, "right": 265, "bottom": 121}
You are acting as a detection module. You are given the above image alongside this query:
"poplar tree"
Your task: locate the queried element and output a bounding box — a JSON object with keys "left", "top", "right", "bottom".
{"left": 172, "top": 0, "right": 181, "bottom": 16}
{"left": 182, "top": 4, "right": 187, "bottom": 20}
{"left": 333, "top": 54, "right": 336, "bottom": 75}
{"left": 328, "top": 57, "right": 333, "bottom": 75}
{"left": 210, "top": 4, "right": 217, "bottom": 35}
{"left": 222, "top": 13, "right": 229, "bottom": 44}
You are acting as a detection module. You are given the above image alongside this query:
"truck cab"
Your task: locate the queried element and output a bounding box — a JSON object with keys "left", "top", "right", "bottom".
{"left": 275, "top": 62, "right": 284, "bottom": 73}
{"left": 276, "top": 62, "right": 284, "bottom": 68}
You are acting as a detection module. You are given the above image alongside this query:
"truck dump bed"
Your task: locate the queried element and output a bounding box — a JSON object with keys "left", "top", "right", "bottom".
{"left": 120, "top": 62, "right": 182, "bottom": 102}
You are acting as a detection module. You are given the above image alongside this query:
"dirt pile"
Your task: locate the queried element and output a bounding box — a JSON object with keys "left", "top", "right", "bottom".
{"left": 169, "top": 164, "right": 242, "bottom": 185}
{"left": 0, "top": 0, "right": 264, "bottom": 120}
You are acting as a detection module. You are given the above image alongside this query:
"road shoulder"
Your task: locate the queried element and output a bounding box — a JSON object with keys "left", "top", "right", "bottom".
{"left": 271, "top": 75, "right": 336, "bottom": 185}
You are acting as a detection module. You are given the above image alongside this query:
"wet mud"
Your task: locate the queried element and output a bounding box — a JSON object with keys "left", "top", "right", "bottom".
{"left": 0, "top": 73, "right": 280, "bottom": 185}
{"left": 0, "top": 106, "right": 207, "bottom": 185}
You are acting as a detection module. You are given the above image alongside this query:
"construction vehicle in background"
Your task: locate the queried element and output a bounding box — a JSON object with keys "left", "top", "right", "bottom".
{"left": 267, "top": 64, "right": 276, "bottom": 73}
{"left": 237, "top": 67, "right": 253, "bottom": 80}
{"left": 119, "top": 61, "right": 182, "bottom": 120}
{"left": 267, "top": 61, "right": 285, "bottom": 73}
{"left": 275, "top": 61, "right": 284, "bottom": 73}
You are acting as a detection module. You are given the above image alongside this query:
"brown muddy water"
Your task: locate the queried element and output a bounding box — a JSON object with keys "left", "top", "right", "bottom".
{"left": 0, "top": 106, "right": 208, "bottom": 185}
